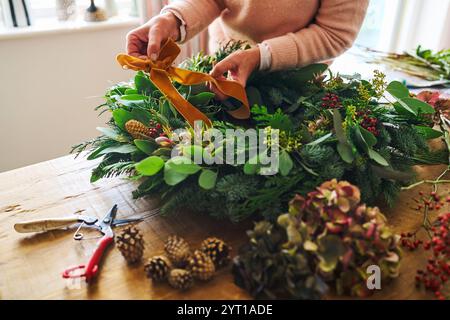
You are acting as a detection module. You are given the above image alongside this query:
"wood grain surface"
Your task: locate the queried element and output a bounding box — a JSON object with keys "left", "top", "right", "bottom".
{"left": 0, "top": 155, "right": 448, "bottom": 300}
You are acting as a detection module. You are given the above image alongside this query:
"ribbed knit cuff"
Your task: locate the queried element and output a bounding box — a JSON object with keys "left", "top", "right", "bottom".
{"left": 162, "top": 1, "right": 220, "bottom": 43}
{"left": 262, "top": 33, "right": 299, "bottom": 71}
{"left": 160, "top": 7, "right": 187, "bottom": 43}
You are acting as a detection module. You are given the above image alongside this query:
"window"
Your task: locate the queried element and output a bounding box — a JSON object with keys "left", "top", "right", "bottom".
{"left": 0, "top": 0, "right": 138, "bottom": 31}
{"left": 355, "top": 0, "right": 450, "bottom": 52}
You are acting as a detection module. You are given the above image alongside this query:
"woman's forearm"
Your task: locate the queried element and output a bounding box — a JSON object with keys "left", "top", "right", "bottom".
{"left": 262, "top": 0, "right": 369, "bottom": 71}
{"left": 161, "top": 0, "right": 225, "bottom": 43}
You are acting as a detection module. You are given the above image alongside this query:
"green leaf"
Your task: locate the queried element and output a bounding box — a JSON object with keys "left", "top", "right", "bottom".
{"left": 135, "top": 156, "right": 165, "bottom": 176}
{"left": 306, "top": 132, "right": 332, "bottom": 146}
{"left": 112, "top": 108, "right": 151, "bottom": 130}
{"left": 188, "top": 92, "right": 215, "bottom": 106}
{"left": 337, "top": 143, "right": 354, "bottom": 164}
{"left": 386, "top": 81, "right": 409, "bottom": 99}
{"left": 112, "top": 109, "right": 133, "bottom": 130}
{"left": 279, "top": 150, "right": 293, "bottom": 176}
{"left": 333, "top": 110, "right": 354, "bottom": 163}
{"left": 353, "top": 125, "right": 377, "bottom": 152}
{"left": 243, "top": 155, "right": 261, "bottom": 175}
{"left": 414, "top": 126, "right": 443, "bottom": 139}
{"left": 164, "top": 162, "right": 189, "bottom": 186}
{"left": 198, "top": 169, "right": 218, "bottom": 190}
{"left": 87, "top": 143, "right": 116, "bottom": 160}
{"left": 368, "top": 149, "right": 389, "bottom": 166}
{"left": 124, "top": 89, "right": 138, "bottom": 95}
{"left": 119, "top": 94, "right": 146, "bottom": 101}
{"left": 401, "top": 97, "right": 435, "bottom": 114}
{"left": 135, "top": 71, "right": 156, "bottom": 95}
{"left": 96, "top": 127, "right": 126, "bottom": 141}
{"left": 166, "top": 156, "right": 201, "bottom": 174}
{"left": 99, "top": 144, "right": 137, "bottom": 155}
{"left": 134, "top": 139, "right": 157, "bottom": 155}
{"left": 393, "top": 101, "right": 418, "bottom": 117}
{"left": 285, "top": 64, "right": 328, "bottom": 88}
{"left": 358, "top": 126, "right": 377, "bottom": 148}
{"left": 246, "top": 86, "right": 263, "bottom": 106}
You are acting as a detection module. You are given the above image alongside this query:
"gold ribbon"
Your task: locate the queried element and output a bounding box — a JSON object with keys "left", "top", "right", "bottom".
{"left": 116, "top": 39, "right": 250, "bottom": 127}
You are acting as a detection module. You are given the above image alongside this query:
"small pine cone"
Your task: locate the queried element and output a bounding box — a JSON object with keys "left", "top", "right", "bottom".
{"left": 144, "top": 255, "right": 172, "bottom": 281}
{"left": 165, "top": 235, "right": 191, "bottom": 267}
{"left": 188, "top": 250, "right": 215, "bottom": 281}
{"left": 125, "top": 120, "right": 151, "bottom": 139}
{"left": 116, "top": 226, "right": 145, "bottom": 264}
{"left": 168, "top": 269, "right": 194, "bottom": 290}
{"left": 201, "top": 237, "right": 231, "bottom": 268}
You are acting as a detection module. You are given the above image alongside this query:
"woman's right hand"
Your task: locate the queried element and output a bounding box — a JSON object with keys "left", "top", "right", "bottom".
{"left": 126, "top": 12, "right": 181, "bottom": 60}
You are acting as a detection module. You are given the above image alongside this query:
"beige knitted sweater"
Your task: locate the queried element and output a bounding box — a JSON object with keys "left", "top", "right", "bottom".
{"left": 164, "top": 0, "right": 369, "bottom": 71}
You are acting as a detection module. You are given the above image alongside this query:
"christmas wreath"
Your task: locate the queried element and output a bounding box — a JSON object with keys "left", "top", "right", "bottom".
{"left": 73, "top": 40, "right": 449, "bottom": 222}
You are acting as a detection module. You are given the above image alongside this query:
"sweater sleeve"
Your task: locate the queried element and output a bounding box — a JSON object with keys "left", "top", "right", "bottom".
{"left": 262, "top": 0, "right": 369, "bottom": 71}
{"left": 162, "top": 0, "right": 225, "bottom": 43}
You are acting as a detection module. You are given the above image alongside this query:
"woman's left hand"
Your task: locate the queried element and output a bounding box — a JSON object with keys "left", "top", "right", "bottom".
{"left": 210, "top": 46, "right": 260, "bottom": 100}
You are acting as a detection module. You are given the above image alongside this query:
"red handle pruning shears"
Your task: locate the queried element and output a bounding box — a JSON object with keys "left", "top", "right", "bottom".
{"left": 14, "top": 204, "right": 157, "bottom": 284}
{"left": 62, "top": 204, "right": 119, "bottom": 283}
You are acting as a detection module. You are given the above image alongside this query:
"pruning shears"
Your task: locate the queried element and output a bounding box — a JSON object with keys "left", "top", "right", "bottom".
{"left": 14, "top": 204, "right": 142, "bottom": 283}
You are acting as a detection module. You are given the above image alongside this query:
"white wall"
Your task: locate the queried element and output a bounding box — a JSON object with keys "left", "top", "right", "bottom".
{"left": 0, "top": 23, "right": 138, "bottom": 172}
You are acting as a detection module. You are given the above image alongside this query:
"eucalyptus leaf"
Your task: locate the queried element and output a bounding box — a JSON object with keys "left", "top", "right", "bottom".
{"left": 306, "top": 132, "right": 332, "bottom": 146}
{"left": 166, "top": 156, "right": 201, "bottom": 174}
{"left": 135, "top": 156, "right": 165, "bottom": 176}
{"left": 368, "top": 149, "right": 389, "bottom": 166}
{"left": 198, "top": 169, "right": 218, "bottom": 190}
{"left": 337, "top": 143, "right": 354, "bottom": 164}
{"left": 279, "top": 150, "right": 294, "bottom": 176}
{"left": 164, "top": 162, "right": 189, "bottom": 186}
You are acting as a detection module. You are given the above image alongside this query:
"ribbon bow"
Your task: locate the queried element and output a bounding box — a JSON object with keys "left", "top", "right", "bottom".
{"left": 116, "top": 39, "right": 250, "bottom": 127}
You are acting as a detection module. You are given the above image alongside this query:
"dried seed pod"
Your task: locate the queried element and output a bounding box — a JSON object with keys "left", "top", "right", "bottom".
{"left": 165, "top": 235, "right": 191, "bottom": 267}
{"left": 116, "top": 226, "right": 145, "bottom": 264}
{"left": 168, "top": 269, "right": 194, "bottom": 290}
{"left": 144, "top": 255, "right": 172, "bottom": 281}
{"left": 201, "top": 237, "right": 231, "bottom": 268}
{"left": 188, "top": 250, "right": 215, "bottom": 281}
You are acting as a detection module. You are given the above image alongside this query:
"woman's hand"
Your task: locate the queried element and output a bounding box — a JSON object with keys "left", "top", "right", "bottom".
{"left": 210, "top": 46, "right": 260, "bottom": 100}
{"left": 126, "top": 12, "right": 181, "bottom": 60}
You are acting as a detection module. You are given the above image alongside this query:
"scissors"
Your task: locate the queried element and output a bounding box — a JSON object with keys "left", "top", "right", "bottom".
{"left": 14, "top": 204, "right": 142, "bottom": 283}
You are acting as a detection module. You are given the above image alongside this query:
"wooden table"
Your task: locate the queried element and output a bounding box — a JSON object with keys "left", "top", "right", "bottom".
{"left": 0, "top": 155, "right": 447, "bottom": 299}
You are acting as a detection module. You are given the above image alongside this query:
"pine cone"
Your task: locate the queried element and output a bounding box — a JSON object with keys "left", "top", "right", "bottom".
{"left": 144, "top": 255, "right": 172, "bottom": 281}
{"left": 125, "top": 120, "right": 152, "bottom": 139}
{"left": 188, "top": 250, "right": 215, "bottom": 281}
{"left": 116, "top": 226, "right": 145, "bottom": 264}
{"left": 165, "top": 235, "right": 191, "bottom": 267}
{"left": 168, "top": 269, "right": 194, "bottom": 290}
{"left": 201, "top": 237, "right": 231, "bottom": 268}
